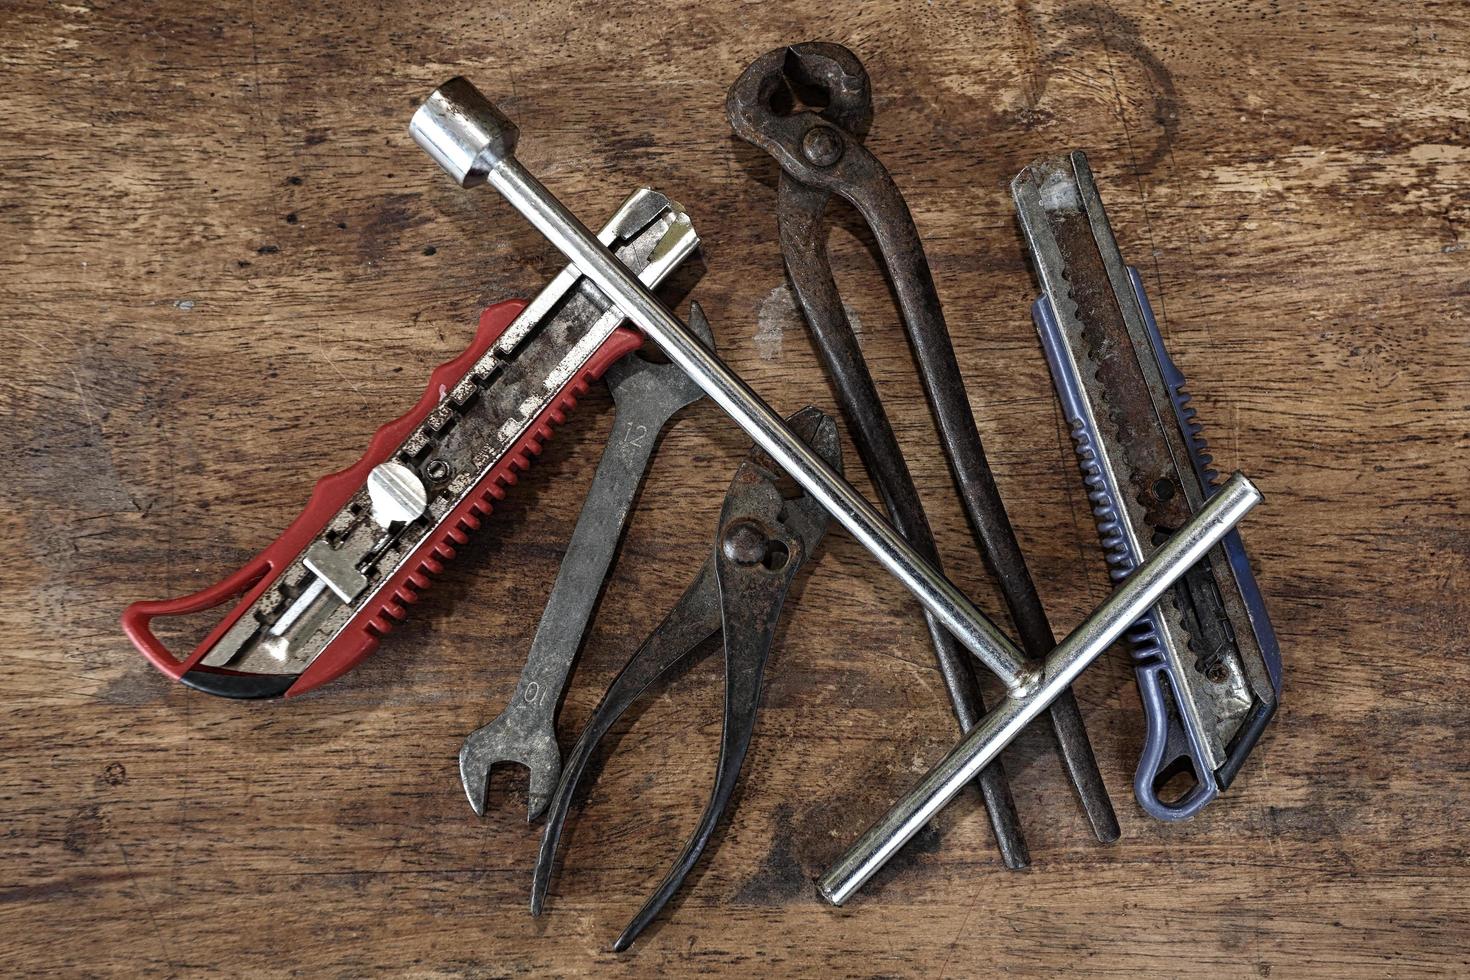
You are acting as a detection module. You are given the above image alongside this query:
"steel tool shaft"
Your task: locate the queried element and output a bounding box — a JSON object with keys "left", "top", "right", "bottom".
{"left": 410, "top": 77, "right": 1035, "bottom": 692}
{"left": 818, "top": 472, "right": 1263, "bottom": 905}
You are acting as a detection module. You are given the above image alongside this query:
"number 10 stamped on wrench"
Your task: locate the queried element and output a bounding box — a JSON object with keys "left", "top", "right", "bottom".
{"left": 459, "top": 311, "right": 713, "bottom": 819}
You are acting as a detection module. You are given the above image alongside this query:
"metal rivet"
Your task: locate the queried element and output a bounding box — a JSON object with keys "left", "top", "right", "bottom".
{"left": 366, "top": 461, "right": 428, "bottom": 527}
{"left": 721, "top": 521, "right": 768, "bottom": 566}
{"left": 801, "top": 125, "right": 844, "bottom": 167}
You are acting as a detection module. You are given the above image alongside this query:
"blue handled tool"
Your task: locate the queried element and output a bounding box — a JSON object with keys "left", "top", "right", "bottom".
{"left": 1015, "top": 151, "right": 1283, "bottom": 820}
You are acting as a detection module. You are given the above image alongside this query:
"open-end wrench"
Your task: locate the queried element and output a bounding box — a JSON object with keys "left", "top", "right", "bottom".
{"left": 459, "top": 307, "right": 713, "bottom": 819}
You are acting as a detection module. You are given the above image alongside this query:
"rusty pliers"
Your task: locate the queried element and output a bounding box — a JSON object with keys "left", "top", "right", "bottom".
{"left": 727, "top": 43, "right": 1119, "bottom": 861}
{"left": 532, "top": 407, "right": 840, "bottom": 950}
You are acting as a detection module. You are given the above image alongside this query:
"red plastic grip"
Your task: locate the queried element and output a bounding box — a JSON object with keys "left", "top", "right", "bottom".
{"left": 121, "top": 301, "right": 643, "bottom": 696}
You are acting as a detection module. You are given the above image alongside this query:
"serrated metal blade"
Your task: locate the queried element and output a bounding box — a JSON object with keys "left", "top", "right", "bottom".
{"left": 1013, "top": 167, "right": 1231, "bottom": 768}
{"left": 1014, "top": 153, "right": 1278, "bottom": 795}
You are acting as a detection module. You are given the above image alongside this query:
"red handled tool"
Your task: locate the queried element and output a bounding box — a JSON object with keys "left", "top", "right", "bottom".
{"left": 122, "top": 189, "right": 698, "bottom": 698}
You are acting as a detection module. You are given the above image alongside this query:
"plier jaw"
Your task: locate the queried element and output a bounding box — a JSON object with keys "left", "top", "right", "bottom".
{"left": 532, "top": 407, "right": 841, "bottom": 950}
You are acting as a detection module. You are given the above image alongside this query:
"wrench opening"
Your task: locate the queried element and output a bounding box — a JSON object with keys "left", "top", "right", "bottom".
{"left": 458, "top": 306, "right": 715, "bottom": 820}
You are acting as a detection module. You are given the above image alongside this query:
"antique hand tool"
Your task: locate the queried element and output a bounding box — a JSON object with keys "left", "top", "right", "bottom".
{"left": 532, "top": 406, "right": 840, "bottom": 951}
{"left": 409, "top": 76, "right": 1262, "bottom": 916}
{"left": 411, "top": 76, "right": 1049, "bottom": 709}
{"left": 727, "top": 42, "right": 1118, "bottom": 864}
{"left": 121, "top": 189, "right": 698, "bottom": 697}
{"left": 821, "top": 472, "right": 1264, "bottom": 904}
{"left": 459, "top": 307, "right": 712, "bottom": 820}
{"left": 408, "top": 84, "right": 1251, "bottom": 901}
{"left": 1014, "top": 151, "right": 1282, "bottom": 819}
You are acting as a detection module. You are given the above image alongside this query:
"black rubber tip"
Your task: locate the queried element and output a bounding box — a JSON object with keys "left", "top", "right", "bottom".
{"left": 180, "top": 668, "right": 296, "bottom": 700}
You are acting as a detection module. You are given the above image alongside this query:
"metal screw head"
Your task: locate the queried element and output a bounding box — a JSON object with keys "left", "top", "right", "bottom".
{"left": 801, "top": 125, "right": 844, "bottom": 167}
{"left": 366, "top": 461, "right": 428, "bottom": 527}
{"left": 721, "top": 520, "right": 769, "bottom": 566}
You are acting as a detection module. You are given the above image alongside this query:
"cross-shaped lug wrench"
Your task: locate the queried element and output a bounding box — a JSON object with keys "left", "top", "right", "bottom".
{"left": 412, "top": 77, "right": 1042, "bottom": 709}
{"left": 458, "top": 308, "right": 713, "bottom": 819}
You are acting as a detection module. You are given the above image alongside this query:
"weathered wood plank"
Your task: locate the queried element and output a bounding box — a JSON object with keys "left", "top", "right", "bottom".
{"left": 2, "top": 0, "right": 1466, "bottom": 975}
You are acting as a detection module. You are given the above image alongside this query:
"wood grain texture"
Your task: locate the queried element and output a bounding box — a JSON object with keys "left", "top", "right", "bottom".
{"left": 2, "top": 0, "right": 1467, "bottom": 975}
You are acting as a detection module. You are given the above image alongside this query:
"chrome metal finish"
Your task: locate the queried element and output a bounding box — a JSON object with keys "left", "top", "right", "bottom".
{"left": 411, "top": 77, "right": 1036, "bottom": 693}
{"left": 366, "top": 461, "right": 428, "bottom": 528}
{"left": 303, "top": 540, "right": 369, "bottom": 604}
{"left": 410, "top": 77, "right": 519, "bottom": 187}
{"left": 818, "top": 472, "right": 1263, "bottom": 905}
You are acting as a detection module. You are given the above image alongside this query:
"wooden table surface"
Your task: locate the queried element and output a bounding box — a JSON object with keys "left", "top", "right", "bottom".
{"left": 4, "top": 1, "right": 1467, "bottom": 975}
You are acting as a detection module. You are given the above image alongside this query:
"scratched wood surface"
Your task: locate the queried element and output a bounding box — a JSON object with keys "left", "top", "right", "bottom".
{"left": 3, "top": 0, "right": 1467, "bottom": 975}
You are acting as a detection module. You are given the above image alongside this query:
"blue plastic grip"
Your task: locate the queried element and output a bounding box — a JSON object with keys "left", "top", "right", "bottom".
{"left": 1033, "top": 269, "right": 1281, "bottom": 820}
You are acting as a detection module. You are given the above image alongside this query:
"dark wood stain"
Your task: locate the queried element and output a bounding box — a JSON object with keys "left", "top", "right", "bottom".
{"left": 2, "top": 1, "right": 1467, "bottom": 975}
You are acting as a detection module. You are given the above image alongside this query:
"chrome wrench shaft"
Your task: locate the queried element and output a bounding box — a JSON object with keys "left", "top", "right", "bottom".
{"left": 410, "top": 77, "right": 1035, "bottom": 693}
{"left": 818, "top": 472, "right": 1263, "bottom": 904}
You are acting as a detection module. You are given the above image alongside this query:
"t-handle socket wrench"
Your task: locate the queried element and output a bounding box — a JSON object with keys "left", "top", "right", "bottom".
{"left": 819, "top": 472, "right": 1263, "bottom": 904}
{"left": 410, "top": 76, "right": 1039, "bottom": 695}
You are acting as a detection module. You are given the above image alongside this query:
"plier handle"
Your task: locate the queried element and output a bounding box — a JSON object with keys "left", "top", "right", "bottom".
{"left": 532, "top": 407, "right": 840, "bottom": 950}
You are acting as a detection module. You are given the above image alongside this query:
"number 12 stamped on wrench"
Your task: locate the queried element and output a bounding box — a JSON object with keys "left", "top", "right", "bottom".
{"left": 459, "top": 309, "right": 713, "bottom": 819}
